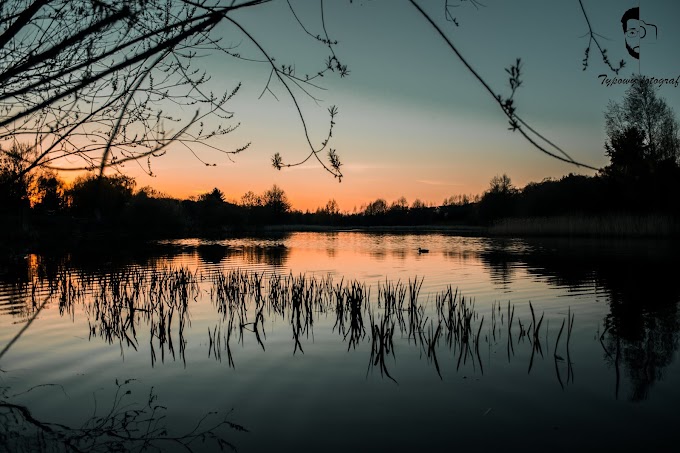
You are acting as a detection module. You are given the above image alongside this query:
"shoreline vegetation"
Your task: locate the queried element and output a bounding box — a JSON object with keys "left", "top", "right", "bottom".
{"left": 2, "top": 213, "right": 678, "bottom": 256}
{"left": 1, "top": 167, "right": 679, "bottom": 257}
{"left": 253, "top": 215, "right": 680, "bottom": 238}
{"left": 488, "top": 214, "right": 680, "bottom": 238}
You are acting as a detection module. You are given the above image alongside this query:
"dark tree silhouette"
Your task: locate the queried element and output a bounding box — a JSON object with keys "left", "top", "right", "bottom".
{"left": 487, "top": 173, "right": 516, "bottom": 195}
{"left": 190, "top": 187, "right": 241, "bottom": 231}
{"left": 0, "top": 143, "right": 36, "bottom": 214}
{"left": 478, "top": 173, "right": 517, "bottom": 222}
{"left": 33, "top": 173, "right": 66, "bottom": 214}
{"left": 124, "top": 189, "right": 187, "bottom": 236}
{"left": 601, "top": 76, "right": 680, "bottom": 213}
{"left": 68, "top": 174, "right": 136, "bottom": 221}
{"left": 199, "top": 187, "right": 226, "bottom": 204}
{"left": 604, "top": 75, "right": 680, "bottom": 170}
{"left": 603, "top": 126, "right": 648, "bottom": 179}
{"left": 262, "top": 184, "right": 291, "bottom": 222}
{"left": 364, "top": 198, "right": 388, "bottom": 217}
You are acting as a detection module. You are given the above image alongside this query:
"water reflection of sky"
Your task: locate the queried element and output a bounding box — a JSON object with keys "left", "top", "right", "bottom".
{"left": 1, "top": 233, "right": 679, "bottom": 451}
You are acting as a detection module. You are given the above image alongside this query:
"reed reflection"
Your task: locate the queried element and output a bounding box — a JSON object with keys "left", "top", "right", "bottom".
{"left": 4, "top": 236, "right": 679, "bottom": 402}
{"left": 3, "top": 264, "right": 615, "bottom": 394}
{"left": 197, "top": 243, "right": 230, "bottom": 264}
{"left": 206, "top": 270, "right": 579, "bottom": 387}
{"left": 2, "top": 265, "right": 197, "bottom": 367}
{"left": 478, "top": 237, "right": 680, "bottom": 400}
{"left": 240, "top": 244, "right": 289, "bottom": 267}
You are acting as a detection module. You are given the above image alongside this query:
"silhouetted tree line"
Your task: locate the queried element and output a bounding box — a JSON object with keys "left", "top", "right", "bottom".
{"left": 0, "top": 162, "right": 479, "bottom": 243}
{"left": 476, "top": 168, "right": 678, "bottom": 224}
{"left": 302, "top": 196, "right": 475, "bottom": 227}
{"left": 1, "top": 165, "right": 677, "bottom": 245}
{"left": 477, "top": 76, "right": 679, "bottom": 223}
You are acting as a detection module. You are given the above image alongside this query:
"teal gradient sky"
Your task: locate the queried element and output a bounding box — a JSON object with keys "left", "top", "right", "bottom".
{"left": 116, "top": 0, "right": 680, "bottom": 211}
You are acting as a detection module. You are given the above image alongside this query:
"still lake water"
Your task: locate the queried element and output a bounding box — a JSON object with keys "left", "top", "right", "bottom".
{"left": 1, "top": 232, "right": 679, "bottom": 451}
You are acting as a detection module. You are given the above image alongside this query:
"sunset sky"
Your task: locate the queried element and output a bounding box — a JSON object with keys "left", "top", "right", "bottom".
{"left": 112, "top": 0, "right": 680, "bottom": 211}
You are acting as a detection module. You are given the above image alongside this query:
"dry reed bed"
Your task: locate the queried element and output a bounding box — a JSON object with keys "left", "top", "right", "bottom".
{"left": 490, "top": 215, "right": 679, "bottom": 237}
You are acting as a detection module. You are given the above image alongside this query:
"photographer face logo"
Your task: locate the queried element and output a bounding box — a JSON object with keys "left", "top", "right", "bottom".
{"left": 621, "top": 7, "right": 657, "bottom": 60}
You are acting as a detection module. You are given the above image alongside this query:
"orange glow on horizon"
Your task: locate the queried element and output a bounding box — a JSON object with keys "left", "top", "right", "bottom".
{"left": 134, "top": 177, "right": 487, "bottom": 212}
{"left": 54, "top": 153, "right": 593, "bottom": 212}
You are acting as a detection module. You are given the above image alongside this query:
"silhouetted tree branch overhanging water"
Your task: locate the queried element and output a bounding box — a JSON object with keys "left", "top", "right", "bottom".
{"left": 0, "top": 0, "right": 350, "bottom": 180}
{"left": 2, "top": 0, "right": 645, "bottom": 195}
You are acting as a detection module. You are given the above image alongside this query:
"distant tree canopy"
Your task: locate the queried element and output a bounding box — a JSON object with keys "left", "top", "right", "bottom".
{"left": 487, "top": 173, "right": 516, "bottom": 195}
{"left": 198, "top": 188, "right": 226, "bottom": 204}
{"left": 33, "top": 173, "right": 66, "bottom": 213}
{"left": 262, "top": 184, "right": 291, "bottom": 221}
{"left": 0, "top": 142, "right": 35, "bottom": 213}
{"left": 189, "top": 187, "right": 239, "bottom": 230}
{"left": 68, "top": 174, "right": 136, "bottom": 220}
{"left": 364, "top": 199, "right": 388, "bottom": 217}
{"left": 319, "top": 199, "right": 340, "bottom": 216}
{"left": 240, "top": 191, "right": 263, "bottom": 209}
{"left": 477, "top": 173, "right": 517, "bottom": 222}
